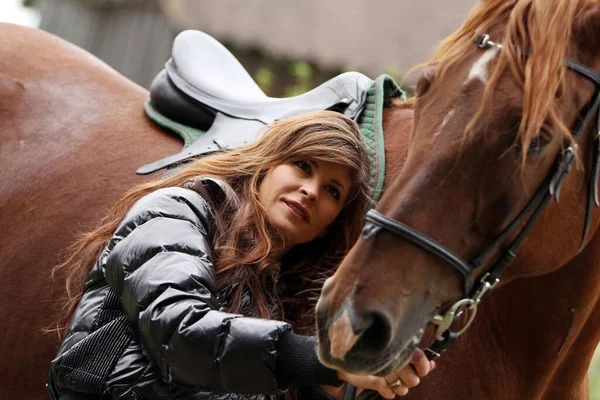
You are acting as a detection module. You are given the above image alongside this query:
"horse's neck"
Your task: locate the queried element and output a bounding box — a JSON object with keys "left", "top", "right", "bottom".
{"left": 382, "top": 104, "right": 413, "bottom": 190}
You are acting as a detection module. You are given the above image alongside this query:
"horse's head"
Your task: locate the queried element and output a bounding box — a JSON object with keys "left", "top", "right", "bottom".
{"left": 316, "top": 0, "right": 600, "bottom": 375}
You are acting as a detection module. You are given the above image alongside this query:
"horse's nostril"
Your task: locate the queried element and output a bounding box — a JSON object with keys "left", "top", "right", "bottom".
{"left": 357, "top": 311, "right": 392, "bottom": 355}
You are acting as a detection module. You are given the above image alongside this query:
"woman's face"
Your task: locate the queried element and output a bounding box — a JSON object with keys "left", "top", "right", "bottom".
{"left": 258, "top": 159, "right": 353, "bottom": 250}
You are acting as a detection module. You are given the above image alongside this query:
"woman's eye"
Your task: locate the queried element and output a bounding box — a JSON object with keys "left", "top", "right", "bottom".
{"left": 326, "top": 186, "right": 341, "bottom": 200}
{"left": 294, "top": 160, "right": 311, "bottom": 174}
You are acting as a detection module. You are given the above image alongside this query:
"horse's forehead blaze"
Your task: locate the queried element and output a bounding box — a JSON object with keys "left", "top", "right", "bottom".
{"left": 425, "top": 49, "right": 501, "bottom": 142}
{"left": 465, "top": 47, "right": 500, "bottom": 85}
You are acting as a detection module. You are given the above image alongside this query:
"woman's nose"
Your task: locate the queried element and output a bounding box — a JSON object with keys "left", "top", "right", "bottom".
{"left": 300, "top": 181, "right": 319, "bottom": 200}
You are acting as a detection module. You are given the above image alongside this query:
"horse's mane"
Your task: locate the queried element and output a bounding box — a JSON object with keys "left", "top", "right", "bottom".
{"left": 425, "top": 0, "right": 592, "bottom": 157}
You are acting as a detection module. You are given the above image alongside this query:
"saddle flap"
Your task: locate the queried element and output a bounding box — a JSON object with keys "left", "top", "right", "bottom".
{"left": 137, "top": 113, "right": 266, "bottom": 174}
{"left": 167, "top": 57, "right": 373, "bottom": 124}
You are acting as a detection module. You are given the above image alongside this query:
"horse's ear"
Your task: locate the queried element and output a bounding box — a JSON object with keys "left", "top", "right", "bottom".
{"left": 573, "top": 4, "right": 600, "bottom": 55}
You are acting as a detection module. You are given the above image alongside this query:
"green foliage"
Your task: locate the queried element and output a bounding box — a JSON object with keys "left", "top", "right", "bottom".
{"left": 224, "top": 41, "right": 344, "bottom": 98}
{"left": 340, "top": 64, "right": 358, "bottom": 73}
{"left": 289, "top": 61, "right": 312, "bottom": 80}
{"left": 285, "top": 61, "right": 314, "bottom": 97}
{"left": 384, "top": 63, "right": 403, "bottom": 84}
{"left": 254, "top": 67, "right": 275, "bottom": 94}
{"left": 592, "top": 346, "right": 600, "bottom": 400}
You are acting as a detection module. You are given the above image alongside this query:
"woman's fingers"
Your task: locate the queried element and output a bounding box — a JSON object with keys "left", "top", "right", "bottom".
{"left": 338, "top": 350, "right": 439, "bottom": 400}
{"left": 396, "top": 368, "right": 420, "bottom": 388}
{"left": 382, "top": 376, "right": 409, "bottom": 398}
{"left": 368, "top": 376, "right": 404, "bottom": 399}
{"left": 379, "top": 347, "right": 439, "bottom": 397}
{"left": 338, "top": 371, "right": 408, "bottom": 399}
{"left": 410, "top": 348, "right": 434, "bottom": 377}
{"left": 377, "top": 379, "right": 408, "bottom": 399}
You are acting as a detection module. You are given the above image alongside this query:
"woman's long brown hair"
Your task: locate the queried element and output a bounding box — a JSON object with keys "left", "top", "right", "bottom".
{"left": 51, "top": 110, "right": 370, "bottom": 338}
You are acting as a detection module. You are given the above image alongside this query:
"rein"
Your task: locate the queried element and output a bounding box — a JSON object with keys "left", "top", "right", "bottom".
{"left": 361, "top": 33, "right": 600, "bottom": 361}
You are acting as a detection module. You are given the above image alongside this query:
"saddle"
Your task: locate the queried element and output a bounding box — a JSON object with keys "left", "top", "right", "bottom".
{"left": 138, "top": 30, "right": 374, "bottom": 174}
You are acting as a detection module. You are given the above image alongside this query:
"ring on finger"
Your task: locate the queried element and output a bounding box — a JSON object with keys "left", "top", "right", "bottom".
{"left": 390, "top": 379, "right": 403, "bottom": 389}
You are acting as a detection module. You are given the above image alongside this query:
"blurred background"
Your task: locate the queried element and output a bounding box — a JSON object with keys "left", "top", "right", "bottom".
{"left": 2, "top": 0, "right": 599, "bottom": 397}
{"left": 3, "top": 0, "right": 480, "bottom": 94}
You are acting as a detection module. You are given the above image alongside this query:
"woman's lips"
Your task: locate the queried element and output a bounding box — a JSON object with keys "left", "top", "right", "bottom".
{"left": 284, "top": 199, "right": 309, "bottom": 222}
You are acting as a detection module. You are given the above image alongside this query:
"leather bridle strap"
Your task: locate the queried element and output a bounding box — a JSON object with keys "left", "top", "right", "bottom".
{"left": 364, "top": 210, "right": 475, "bottom": 294}
{"left": 579, "top": 96, "right": 600, "bottom": 253}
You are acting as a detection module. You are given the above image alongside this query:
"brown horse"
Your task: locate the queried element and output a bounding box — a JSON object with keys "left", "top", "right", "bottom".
{"left": 0, "top": 22, "right": 414, "bottom": 399}
{"left": 317, "top": 0, "right": 600, "bottom": 399}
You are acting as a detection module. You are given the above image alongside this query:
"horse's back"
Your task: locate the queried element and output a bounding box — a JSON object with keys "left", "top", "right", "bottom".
{"left": 0, "top": 23, "right": 180, "bottom": 399}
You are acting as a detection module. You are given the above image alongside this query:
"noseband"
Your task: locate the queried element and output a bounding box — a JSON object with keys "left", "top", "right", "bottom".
{"left": 361, "top": 34, "right": 600, "bottom": 360}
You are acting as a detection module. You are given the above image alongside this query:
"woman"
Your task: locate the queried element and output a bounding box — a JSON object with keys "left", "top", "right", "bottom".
{"left": 47, "top": 111, "right": 433, "bottom": 400}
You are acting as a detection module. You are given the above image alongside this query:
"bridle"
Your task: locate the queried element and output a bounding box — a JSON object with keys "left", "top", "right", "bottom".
{"left": 362, "top": 34, "right": 600, "bottom": 360}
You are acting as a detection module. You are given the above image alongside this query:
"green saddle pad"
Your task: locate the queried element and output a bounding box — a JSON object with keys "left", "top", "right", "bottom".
{"left": 145, "top": 74, "right": 405, "bottom": 203}
{"left": 356, "top": 74, "right": 405, "bottom": 202}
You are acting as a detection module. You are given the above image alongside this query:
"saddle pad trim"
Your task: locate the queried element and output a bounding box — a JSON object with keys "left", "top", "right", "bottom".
{"left": 358, "top": 74, "right": 406, "bottom": 203}
{"left": 144, "top": 100, "right": 206, "bottom": 148}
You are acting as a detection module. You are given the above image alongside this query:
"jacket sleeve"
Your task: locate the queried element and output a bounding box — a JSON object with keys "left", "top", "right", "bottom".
{"left": 102, "top": 187, "right": 291, "bottom": 394}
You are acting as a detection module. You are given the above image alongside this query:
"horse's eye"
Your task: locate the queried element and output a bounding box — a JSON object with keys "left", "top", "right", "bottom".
{"left": 513, "top": 134, "right": 550, "bottom": 155}
{"left": 528, "top": 136, "right": 550, "bottom": 154}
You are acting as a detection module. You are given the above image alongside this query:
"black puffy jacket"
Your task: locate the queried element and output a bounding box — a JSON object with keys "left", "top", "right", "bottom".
{"left": 48, "top": 179, "right": 340, "bottom": 400}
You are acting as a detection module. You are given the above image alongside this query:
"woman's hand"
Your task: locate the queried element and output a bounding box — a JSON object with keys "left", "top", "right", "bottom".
{"left": 335, "top": 348, "right": 436, "bottom": 399}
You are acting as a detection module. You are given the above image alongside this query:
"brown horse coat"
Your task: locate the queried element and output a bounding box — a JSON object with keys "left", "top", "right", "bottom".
{"left": 0, "top": 23, "right": 181, "bottom": 399}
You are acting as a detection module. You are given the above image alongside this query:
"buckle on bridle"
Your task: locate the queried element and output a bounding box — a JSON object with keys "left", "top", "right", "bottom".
{"left": 476, "top": 34, "right": 503, "bottom": 50}
{"left": 430, "top": 273, "right": 500, "bottom": 340}
{"left": 565, "top": 143, "right": 579, "bottom": 156}
{"left": 472, "top": 272, "right": 500, "bottom": 302}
